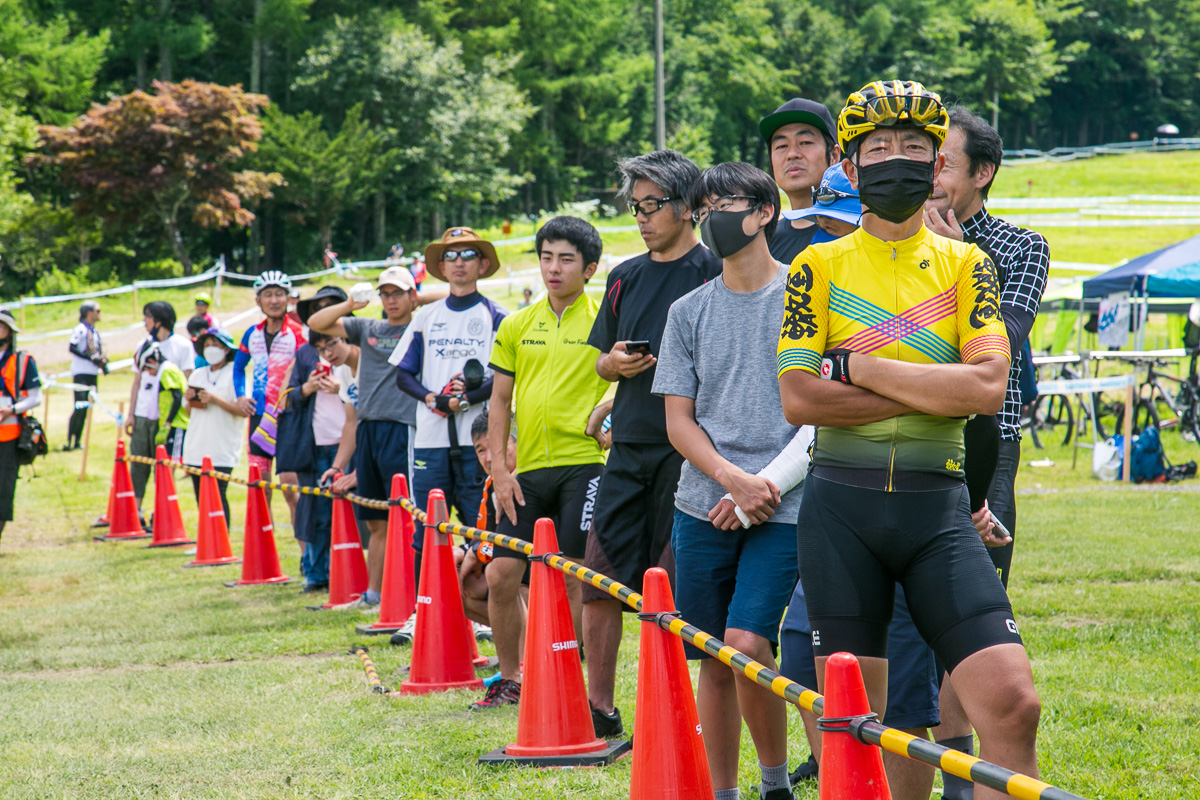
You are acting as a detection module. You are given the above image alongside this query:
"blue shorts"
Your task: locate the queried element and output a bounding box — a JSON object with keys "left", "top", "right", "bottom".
{"left": 779, "top": 580, "right": 939, "bottom": 730}
{"left": 672, "top": 510, "right": 798, "bottom": 661}
{"left": 411, "top": 445, "right": 485, "bottom": 552}
{"left": 353, "top": 420, "right": 412, "bottom": 522}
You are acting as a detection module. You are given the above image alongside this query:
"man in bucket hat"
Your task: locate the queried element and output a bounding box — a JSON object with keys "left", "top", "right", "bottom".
{"left": 309, "top": 266, "right": 425, "bottom": 611}
{"left": 390, "top": 228, "right": 506, "bottom": 636}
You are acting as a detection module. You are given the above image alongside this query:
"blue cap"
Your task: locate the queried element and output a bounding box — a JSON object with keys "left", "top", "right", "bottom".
{"left": 786, "top": 164, "right": 861, "bottom": 227}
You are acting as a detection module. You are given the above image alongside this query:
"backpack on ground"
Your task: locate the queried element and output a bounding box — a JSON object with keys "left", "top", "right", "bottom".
{"left": 1125, "top": 425, "right": 1166, "bottom": 483}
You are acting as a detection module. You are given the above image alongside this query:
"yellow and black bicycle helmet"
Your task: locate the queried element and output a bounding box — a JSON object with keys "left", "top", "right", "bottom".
{"left": 837, "top": 80, "right": 949, "bottom": 157}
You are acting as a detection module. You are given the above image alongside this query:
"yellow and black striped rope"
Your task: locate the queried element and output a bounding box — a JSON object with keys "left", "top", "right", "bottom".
{"left": 352, "top": 647, "right": 386, "bottom": 694}
{"left": 398, "top": 497, "right": 1086, "bottom": 800}
{"left": 114, "top": 462, "right": 1083, "bottom": 799}
{"left": 122, "top": 455, "right": 392, "bottom": 510}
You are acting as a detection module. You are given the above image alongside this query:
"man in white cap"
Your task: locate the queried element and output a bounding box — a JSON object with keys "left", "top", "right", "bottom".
{"left": 308, "top": 265, "right": 424, "bottom": 610}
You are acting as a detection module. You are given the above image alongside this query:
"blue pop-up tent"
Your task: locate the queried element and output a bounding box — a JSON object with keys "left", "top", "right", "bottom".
{"left": 1146, "top": 262, "right": 1200, "bottom": 297}
{"left": 1083, "top": 233, "right": 1200, "bottom": 298}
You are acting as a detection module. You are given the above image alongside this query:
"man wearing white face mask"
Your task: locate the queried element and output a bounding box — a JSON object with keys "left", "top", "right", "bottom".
{"left": 653, "top": 161, "right": 805, "bottom": 800}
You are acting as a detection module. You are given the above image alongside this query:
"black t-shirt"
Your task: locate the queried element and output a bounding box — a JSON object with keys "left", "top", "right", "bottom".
{"left": 588, "top": 243, "right": 722, "bottom": 443}
{"left": 769, "top": 218, "right": 820, "bottom": 266}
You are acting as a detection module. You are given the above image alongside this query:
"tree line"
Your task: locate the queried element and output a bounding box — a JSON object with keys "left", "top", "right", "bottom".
{"left": 2, "top": 0, "right": 1198, "bottom": 297}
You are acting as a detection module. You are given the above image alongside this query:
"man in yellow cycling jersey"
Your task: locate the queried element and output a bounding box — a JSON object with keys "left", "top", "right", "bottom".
{"left": 479, "top": 216, "right": 611, "bottom": 711}
{"left": 777, "top": 81, "right": 1040, "bottom": 800}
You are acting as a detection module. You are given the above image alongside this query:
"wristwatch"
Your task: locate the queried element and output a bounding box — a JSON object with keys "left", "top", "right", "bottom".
{"left": 457, "top": 394, "right": 471, "bottom": 413}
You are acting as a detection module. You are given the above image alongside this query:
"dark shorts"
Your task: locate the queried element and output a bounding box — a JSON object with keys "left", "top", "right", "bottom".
{"left": 0, "top": 438, "right": 18, "bottom": 521}
{"left": 797, "top": 470, "right": 1022, "bottom": 674}
{"left": 672, "top": 510, "right": 797, "bottom": 660}
{"left": 583, "top": 441, "right": 683, "bottom": 598}
{"left": 353, "top": 420, "right": 411, "bottom": 522}
{"left": 493, "top": 463, "right": 604, "bottom": 560}
{"left": 411, "top": 445, "right": 485, "bottom": 551}
{"left": 163, "top": 427, "right": 186, "bottom": 462}
{"left": 779, "top": 574, "right": 939, "bottom": 729}
{"left": 986, "top": 440, "right": 1020, "bottom": 588}
{"left": 581, "top": 519, "right": 675, "bottom": 607}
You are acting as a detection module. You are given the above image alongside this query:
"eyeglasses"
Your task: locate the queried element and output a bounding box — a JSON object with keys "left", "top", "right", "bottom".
{"left": 858, "top": 94, "right": 945, "bottom": 128}
{"left": 812, "top": 185, "right": 857, "bottom": 207}
{"left": 441, "top": 249, "right": 479, "bottom": 262}
{"left": 316, "top": 341, "right": 343, "bottom": 355}
{"left": 628, "top": 197, "right": 676, "bottom": 218}
{"left": 692, "top": 195, "right": 756, "bottom": 224}
{"left": 379, "top": 289, "right": 408, "bottom": 300}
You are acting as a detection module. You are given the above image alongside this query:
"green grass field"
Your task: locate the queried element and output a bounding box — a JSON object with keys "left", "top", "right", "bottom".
{"left": 6, "top": 151, "right": 1200, "bottom": 798}
{"left": 4, "top": 360, "right": 1200, "bottom": 798}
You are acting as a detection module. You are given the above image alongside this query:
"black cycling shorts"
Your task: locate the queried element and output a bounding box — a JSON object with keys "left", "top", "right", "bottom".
{"left": 796, "top": 469, "right": 1023, "bottom": 674}
{"left": 493, "top": 463, "right": 604, "bottom": 560}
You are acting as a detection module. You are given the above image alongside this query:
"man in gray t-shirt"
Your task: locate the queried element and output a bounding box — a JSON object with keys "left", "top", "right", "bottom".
{"left": 651, "top": 162, "right": 800, "bottom": 800}
{"left": 306, "top": 266, "right": 420, "bottom": 610}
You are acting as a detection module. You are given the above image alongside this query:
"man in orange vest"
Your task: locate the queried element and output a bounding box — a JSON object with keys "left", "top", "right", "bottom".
{"left": 0, "top": 310, "right": 44, "bottom": 548}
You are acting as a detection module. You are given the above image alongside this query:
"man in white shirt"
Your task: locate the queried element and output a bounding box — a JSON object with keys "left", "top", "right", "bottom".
{"left": 65, "top": 300, "right": 107, "bottom": 451}
{"left": 391, "top": 227, "right": 505, "bottom": 585}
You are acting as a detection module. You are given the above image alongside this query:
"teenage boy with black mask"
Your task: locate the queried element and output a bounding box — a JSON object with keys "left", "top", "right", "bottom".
{"left": 654, "top": 161, "right": 801, "bottom": 800}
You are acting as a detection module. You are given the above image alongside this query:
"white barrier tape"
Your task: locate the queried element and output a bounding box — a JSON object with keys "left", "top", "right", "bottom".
{"left": 1036, "top": 374, "right": 1136, "bottom": 395}
{"left": 23, "top": 319, "right": 145, "bottom": 344}
{"left": 0, "top": 260, "right": 224, "bottom": 311}
{"left": 332, "top": 543, "right": 359, "bottom": 551}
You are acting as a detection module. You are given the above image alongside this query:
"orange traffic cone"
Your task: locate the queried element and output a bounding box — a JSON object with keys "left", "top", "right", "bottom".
{"left": 147, "top": 445, "right": 194, "bottom": 548}
{"left": 185, "top": 456, "right": 241, "bottom": 567}
{"left": 480, "top": 519, "right": 630, "bottom": 767}
{"left": 397, "top": 490, "right": 484, "bottom": 695}
{"left": 314, "top": 478, "right": 369, "bottom": 609}
{"left": 94, "top": 439, "right": 151, "bottom": 541}
{"left": 226, "top": 463, "right": 291, "bottom": 586}
{"left": 356, "top": 474, "right": 417, "bottom": 634}
{"left": 629, "top": 566, "right": 715, "bottom": 800}
{"left": 819, "top": 652, "right": 891, "bottom": 800}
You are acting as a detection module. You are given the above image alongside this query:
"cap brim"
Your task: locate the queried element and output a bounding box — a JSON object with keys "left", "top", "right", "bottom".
{"left": 759, "top": 110, "right": 833, "bottom": 145}
{"left": 791, "top": 202, "right": 862, "bottom": 226}
{"left": 424, "top": 240, "right": 501, "bottom": 282}
{"left": 0, "top": 315, "right": 20, "bottom": 333}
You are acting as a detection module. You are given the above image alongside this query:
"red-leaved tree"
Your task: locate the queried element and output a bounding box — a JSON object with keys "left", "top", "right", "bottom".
{"left": 32, "top": 80, "right": 282, "bottom": 273}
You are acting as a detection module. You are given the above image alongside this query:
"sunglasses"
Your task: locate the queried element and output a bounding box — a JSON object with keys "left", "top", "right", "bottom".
{"left": 857, "top": 94, "right": 944, "bottom": 128}
{"left": 628, "top": 197, "right": 676, "bottom": 218}
{"left": 812, "top": 186, "right": 857, "bottom": 206}
{"left": 441, "top": 249, "right": 479, "bottom": 262}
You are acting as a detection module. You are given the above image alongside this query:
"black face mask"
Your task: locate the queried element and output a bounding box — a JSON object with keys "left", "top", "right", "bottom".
{"left": 699, "top": 207, "right": 761, "bottom": 260}
{"left": 855, "top": 158, "right": 935, "bottom": 224}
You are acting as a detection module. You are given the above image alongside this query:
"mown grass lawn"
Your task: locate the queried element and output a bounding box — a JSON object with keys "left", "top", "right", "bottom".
{"left": 3, "top": 379, "right": 1200, "bottom": 798}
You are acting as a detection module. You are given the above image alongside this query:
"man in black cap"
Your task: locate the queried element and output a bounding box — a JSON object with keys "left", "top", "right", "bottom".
{"left": 759, "top": 99, "right": 841, "bottom": 264}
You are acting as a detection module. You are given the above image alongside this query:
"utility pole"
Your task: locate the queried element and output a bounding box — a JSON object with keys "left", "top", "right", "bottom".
{"left": 654, "top": 0, "right": 665, "bottom": 150}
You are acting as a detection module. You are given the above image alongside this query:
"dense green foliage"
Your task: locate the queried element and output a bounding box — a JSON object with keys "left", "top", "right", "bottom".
{"left": 4, "top": 0, "right": 1200, "bottom": 296}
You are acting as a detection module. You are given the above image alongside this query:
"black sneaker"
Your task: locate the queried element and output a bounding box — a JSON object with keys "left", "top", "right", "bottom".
{"left": 469, "top": 678, "right": 520, "bottom": 711}
{"left": 789, "top": 753, "right": 818, "bottom": 785}
{"left": 763, "top": 788, "right": 795, "bottom": 800}
{"left": 299, "top": 581, "right": 328, "bottom": 594}
{"left": 591, "top": 705, "right": 625, "bottom": 738}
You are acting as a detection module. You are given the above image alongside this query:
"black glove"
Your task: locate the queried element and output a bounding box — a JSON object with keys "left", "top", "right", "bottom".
{"left": 820, "top": 349, "right": 854, "bottom": 384}
{"left": 434, "top": 394, "right": 454, "bottom": 413}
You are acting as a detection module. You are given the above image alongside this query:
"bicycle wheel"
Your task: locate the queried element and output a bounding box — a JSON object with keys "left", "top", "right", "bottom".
{"left": 1033, "top": 394, "right": 1074, "bottom": 447}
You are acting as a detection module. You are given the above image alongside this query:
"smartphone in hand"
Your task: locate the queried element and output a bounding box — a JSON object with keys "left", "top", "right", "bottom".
{"left": 625, "top": 340, "right": 652, "bottom": 356}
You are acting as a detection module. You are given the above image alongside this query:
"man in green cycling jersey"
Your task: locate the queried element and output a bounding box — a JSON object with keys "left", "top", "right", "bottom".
{"left": 478, "top": 216, "right": 611, "bottom": 711}
{"left": 776, "top": 80, "right": 1040, "bottom": 800}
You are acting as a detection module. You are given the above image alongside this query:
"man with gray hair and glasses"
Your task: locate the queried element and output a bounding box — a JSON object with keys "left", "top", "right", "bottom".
{"left": 581, "top": 149, "right": 722, "bottom": 739}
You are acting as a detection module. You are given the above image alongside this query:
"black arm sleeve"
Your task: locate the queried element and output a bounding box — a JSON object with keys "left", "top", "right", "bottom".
{"left": 1000, "top": 305, "right": 1036, "bottom": 361}
{"left": 164, "top": 388, "right": 183, "bottom": 426}
{"left": 69, "top": 340, "right": 92, "bottom": 359}
{"left": 395, "top": 366, "right": 433, "bottom": 402}
{"left": 464, "top": 376, "right": 494, "bottom": 405}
